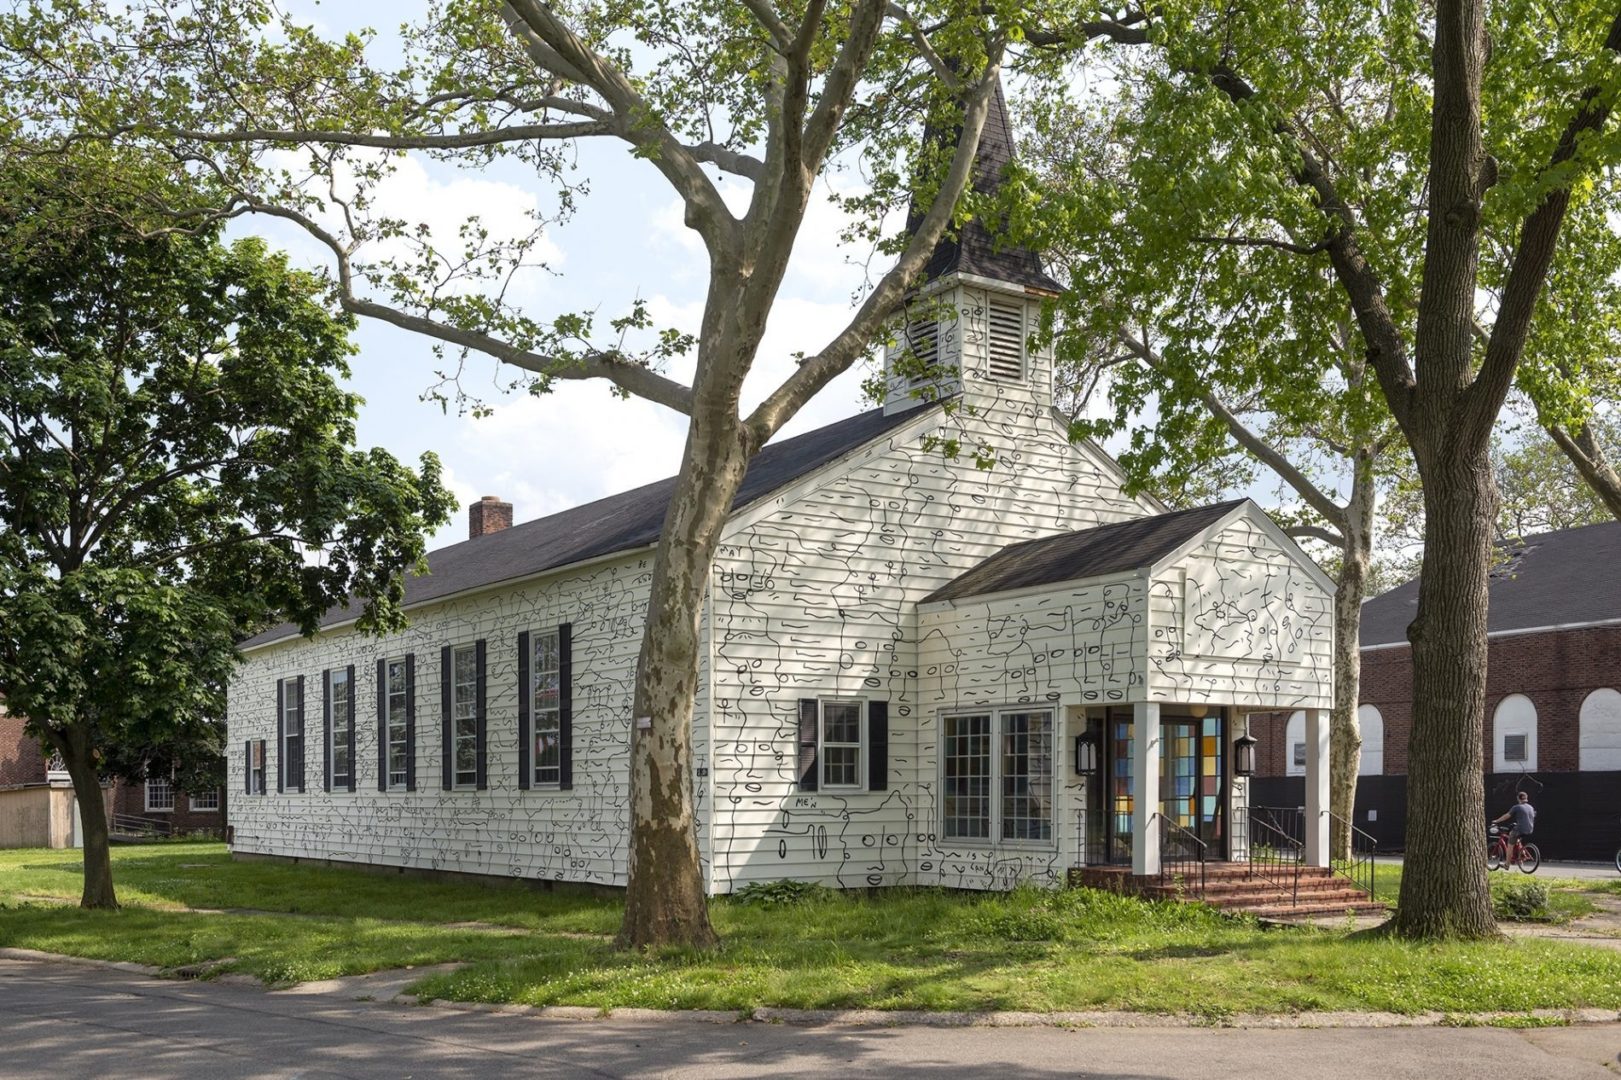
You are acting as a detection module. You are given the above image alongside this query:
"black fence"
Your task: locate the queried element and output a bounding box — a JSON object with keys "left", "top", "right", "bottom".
{"left": 1250, "top": 770, "right": 1621, "bottom": 862}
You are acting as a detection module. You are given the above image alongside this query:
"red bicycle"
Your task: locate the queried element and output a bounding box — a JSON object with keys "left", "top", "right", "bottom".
{"left": 1487, "top": 823, "right": 1540, "bottom": 873}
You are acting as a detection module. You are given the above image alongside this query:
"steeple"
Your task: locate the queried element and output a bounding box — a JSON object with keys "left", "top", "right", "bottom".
{"left": 905, "top": 77, "right": 1063, "bottom": 294}
{"left": 883, "top": 75, "right": 1064, "bottom": 417}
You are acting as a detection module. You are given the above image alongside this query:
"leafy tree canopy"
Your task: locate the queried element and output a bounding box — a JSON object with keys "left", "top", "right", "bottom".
{"left": 0, "top": 143, "right": 455, "bottom": 904}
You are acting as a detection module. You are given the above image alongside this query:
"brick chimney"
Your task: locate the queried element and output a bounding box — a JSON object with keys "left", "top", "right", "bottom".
{"left": 468, "top": 496, "right": 513, "bottom": 540}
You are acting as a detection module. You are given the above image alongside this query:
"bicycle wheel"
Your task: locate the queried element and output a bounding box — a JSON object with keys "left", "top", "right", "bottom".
{"left": 1487, "top": 843, "right": 1503, "bottom": 871}
{"left": 1613, "top": 845, "right": 1619, "bottom": 875}
{"left": 1517, "top": 843, "right": 1540, "bottom": 874}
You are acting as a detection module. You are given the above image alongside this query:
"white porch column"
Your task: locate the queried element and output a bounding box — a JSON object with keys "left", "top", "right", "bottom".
{"left": 1131, "top": 702, "right": 1161, "bottom": 876}
{"left": 1304, "top": 707, "right": 1330, "bottom": 868}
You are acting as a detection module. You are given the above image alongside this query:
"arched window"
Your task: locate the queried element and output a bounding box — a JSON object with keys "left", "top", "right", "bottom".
{"left": 1491, "top": 694, "right": 1538, "bottom": 773}
{"left": 1285, "top": 710, "right": 1306, "bottom": 777}
{"left": 1357, "top": 705, "right": 1384, "bottom": 776}
{"left": 1578, "top": 688, "right": 1621, "bottom": 771}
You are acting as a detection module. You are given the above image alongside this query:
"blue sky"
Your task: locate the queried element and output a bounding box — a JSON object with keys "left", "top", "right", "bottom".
{"left": 251, "top": 1, "right": 891, "bottom": 550}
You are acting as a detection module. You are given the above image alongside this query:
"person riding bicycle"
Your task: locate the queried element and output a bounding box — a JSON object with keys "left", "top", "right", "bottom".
{"left": 1493, "top": 791, "right": 1537, "bottom": 857}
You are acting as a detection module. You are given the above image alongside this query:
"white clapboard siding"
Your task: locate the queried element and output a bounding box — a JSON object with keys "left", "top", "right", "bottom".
{"left": 707, "top": 303, "right": 1155, "bottom": 893}
{"left": 227, "top": 552, "right": 664, "bottom": 887}
{"left": 1144, "top": 514, "right": 1334, "bottom": 710}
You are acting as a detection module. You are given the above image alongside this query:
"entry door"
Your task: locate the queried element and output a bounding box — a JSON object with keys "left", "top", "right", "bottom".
{"left": 1104, "top": 711, "right": 1227, "bottom": 863}
{"left": 1161, "top": 715, "right": 1227, "bottom": 856}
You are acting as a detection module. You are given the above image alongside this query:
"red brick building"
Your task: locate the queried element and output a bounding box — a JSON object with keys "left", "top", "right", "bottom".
{"left": 1252, "top": 520, "right": 1621, "bottom": 861}
{"left": 2, "top": 698, "right": 226, "bottom": 845}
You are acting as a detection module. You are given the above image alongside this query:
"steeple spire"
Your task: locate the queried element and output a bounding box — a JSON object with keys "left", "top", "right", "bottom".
{"left": 906, "top": 77, "right": 1063, "bottom": 294}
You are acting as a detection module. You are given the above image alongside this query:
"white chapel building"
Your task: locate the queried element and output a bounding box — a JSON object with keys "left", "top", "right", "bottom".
{"left": 226, "top": 85, "right": 1336, "bottom": 892}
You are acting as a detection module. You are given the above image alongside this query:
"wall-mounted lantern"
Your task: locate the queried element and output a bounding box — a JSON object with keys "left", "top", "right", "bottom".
{"left": 1233, "top": 719, "right": 1259, "bottom": 778}
{"left": 1074, "top": 729, "right": 1101, "bottom": 775}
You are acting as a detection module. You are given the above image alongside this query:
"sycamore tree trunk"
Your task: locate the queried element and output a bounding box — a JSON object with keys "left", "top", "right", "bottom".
{"left": 52, "top": 722, "right": 118, "bottom": 910}
{"left": 618, "top": 298, "right": 760, "bottom": 951}
{"left": 1328, "top": 464, "right": 1375, "bottom": 865}
{"left": 1389, "top": 443, "right": 1498, "bottom": 938}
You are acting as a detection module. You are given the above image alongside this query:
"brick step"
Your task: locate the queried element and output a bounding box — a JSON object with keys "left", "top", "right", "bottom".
{"left": 1144, "top": 878, "right": 1373, "bottom": 901}
{"left": 1206, "top": 891, "right": 1379, "bottom": 911}
{"left": 1244, "top": 903, "right": 1389, "bottom": 920}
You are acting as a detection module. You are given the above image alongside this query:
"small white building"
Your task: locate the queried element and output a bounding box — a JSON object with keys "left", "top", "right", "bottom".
{"left": 227, "top": 88, "right": 1336, "bottom": 891}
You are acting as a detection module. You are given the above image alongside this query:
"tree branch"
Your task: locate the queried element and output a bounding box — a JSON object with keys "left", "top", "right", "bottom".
{"left": 1116, "top": 330, "right": 1349, "bottom": 530}
{"left": 742, "top": 51, "right": 1007, "bottom": 445}
{"left": 1548, "top": 420, "right": 1621, "bottom": 520}
{"left": 155, "top": 122, "right": 612, "bottom": 151}
{"left": 1285, "top": 524, "right": 1346, "bottom": 546}
{"left": 1193, "top": 233, "right": 1333, "bottom": 256}
{"left": 241, "top": 197, "right": 697, "bottom": 414}
{"left": 499, "top": 1, "right": 738, "bottom": 257}
{"left": 1464, "top": 7, "right": 1621, "bottom": 444}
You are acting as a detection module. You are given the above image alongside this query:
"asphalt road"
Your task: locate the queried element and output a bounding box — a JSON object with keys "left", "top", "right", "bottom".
{"left": 4, "top": 958, "right": 1621, "bottom": 1079}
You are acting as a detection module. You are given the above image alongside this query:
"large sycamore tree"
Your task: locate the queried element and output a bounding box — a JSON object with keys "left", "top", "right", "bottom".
{"left": 0, "top": 0, "right": 1137, "bottom": 947}
{"left": 1032, "top": 0, "right": 1621, "bottom": 936}
{"left": 0, "top": 144, "right": 454, "bottom": 909}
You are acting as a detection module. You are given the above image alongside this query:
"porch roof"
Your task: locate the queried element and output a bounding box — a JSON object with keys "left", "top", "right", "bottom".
{"left": 922, "top": 499, "right": 1247, "bottom": 604}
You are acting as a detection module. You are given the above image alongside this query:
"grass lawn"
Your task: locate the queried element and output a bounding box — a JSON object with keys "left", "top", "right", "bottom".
{"left": 4, "top": 843, "right": 1621, "bottom": 1017}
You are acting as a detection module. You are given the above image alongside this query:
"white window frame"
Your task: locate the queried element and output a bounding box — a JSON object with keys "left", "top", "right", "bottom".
{"left": 248, "top": 740, "right": 266, "bottom": 796}
{"left": 385, "top": 657, "right": 410, "bottom": 791}
{"left": 818, "top": 698, "right": 866, "bottom": 792}
{"left": 451, "top": 643, "right": 479, "bottom": 790}
{"left": 144, "top": 776, "right": 175, "bottom": 813}
{"left": 329, "top": 668, "right": 352, "bottom": 791}
{"left": 278, "top": 676, "right": 302, "bottom": 792}
{"left": 938, "top": 706, "right": 1057, "bottom": 848}
{"left": 189, "top": 788, "right": 220, "bottom": 813}
{"left": 530, "top": 629, "right": 562, "bottom": 788}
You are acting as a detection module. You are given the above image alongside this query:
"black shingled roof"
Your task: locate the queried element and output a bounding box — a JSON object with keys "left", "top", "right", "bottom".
{"left": 1360, "top": 518, "right": 1621, "bottom": 648}
{"left": 907, "top": 78, "right": 1065, "bottom": 294}
{"left": 243, "top": 403, "right": 934, "bottom": 648}
{"left": 923, "top": 499, "right": 1248, "bottom": 604}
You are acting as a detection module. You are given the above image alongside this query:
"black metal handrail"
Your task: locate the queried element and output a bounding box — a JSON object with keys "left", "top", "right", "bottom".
{"left": 1154, "top": 813, "right": 1208, "bottom": 897}
{"left": 112, "top": 813, "right": 171, "bottom": 838}
{"left": 1245, "top": 805, "right": 1303, "bottom": 904}
{"left": 1329, "top": 811, "right": 1378, "bottom": 902}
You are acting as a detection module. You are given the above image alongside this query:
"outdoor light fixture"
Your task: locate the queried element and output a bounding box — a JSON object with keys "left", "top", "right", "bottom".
{"left": 1074, "top": 730, "right": 1100, "bottom": 775}
{"left": 1233, "top": 720, "right": 1259, "bottom": 777}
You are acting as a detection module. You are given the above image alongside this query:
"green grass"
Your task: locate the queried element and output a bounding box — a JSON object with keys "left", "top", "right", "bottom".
{"left": 5, "top": 844, "right": 1621, "bottom": 1016}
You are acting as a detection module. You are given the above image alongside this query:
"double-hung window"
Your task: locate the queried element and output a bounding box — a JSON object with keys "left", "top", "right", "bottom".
{"left": 190, "top": 788, "right": 220, "bottom": 812}
{"left": 384, "top": 658, "right": 410, "bottom": 790}
{"left": 819, "top": 699, "right": 865, "bottom": 791}
{"left": 941, "top": 708, "right": 1055, "bottom": 843}
{"left": 531, "top": 629, "right": 562, "bottom": 787}
{"left": 246, "top": 740, "right": 266, "bottom": 795}
{"left": 451, "top": 643, "right": 479, "bottom": 789}
{"left": 145, "top": 777, "right": 175, "bottom": 813}
{"left": 329, "top": 667, "right": 352, "bottom": 790}
{"left": 278, "top": 676, "right": 304, "bottom": 792}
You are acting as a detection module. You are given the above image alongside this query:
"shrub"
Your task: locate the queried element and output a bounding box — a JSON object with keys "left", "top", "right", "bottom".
{"left": 1494, "top": 880, "right": 1551, "bottom": 921}
{"left": 730, "top": 879, "right": 834, "bottom": 908}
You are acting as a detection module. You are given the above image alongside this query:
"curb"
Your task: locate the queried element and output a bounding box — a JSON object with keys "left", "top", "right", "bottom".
{"left": 4, "top": 949, "right": 1618, "bottom": 1031}
{"left": 401, "top": 997, "right": 1621, "bottom": 1030}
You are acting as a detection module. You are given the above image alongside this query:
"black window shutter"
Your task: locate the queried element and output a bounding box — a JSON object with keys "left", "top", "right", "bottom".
{"left": 516, "top": 631, "right": 531, "bottom": 790}
{"left": 376, "top": 658, "right": 388, "bottom": 792}
{"left": 475, "top": 638, "right": 488, "bottom": 790}
{"left": 404, "top": 652, "right": 417, "bottom": 791}
{"left": 345, "top": 664, "right": 357, "bottom": 792}
{"left": 440, "top": 645, "right": 454, "bottom": 791}
{"left": 275, "top": 679, "right": 285, "bottom": 793}
{"left": 797, "top": 698, "right": 819, "bottom": 791}
{"left": 322, "top": 670, "right": 333, "bottom": 793}
{"left": 868, "top": 701, "right": 889, "bottom": 791}
{"left": 295, "top": 674, "right": 307, "bottom": 793}
{"left": 558, "top": 622, "right": 573, "bottom": 790}
{"left": 244, "top": 739, "right": 252, "bottom": 795}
